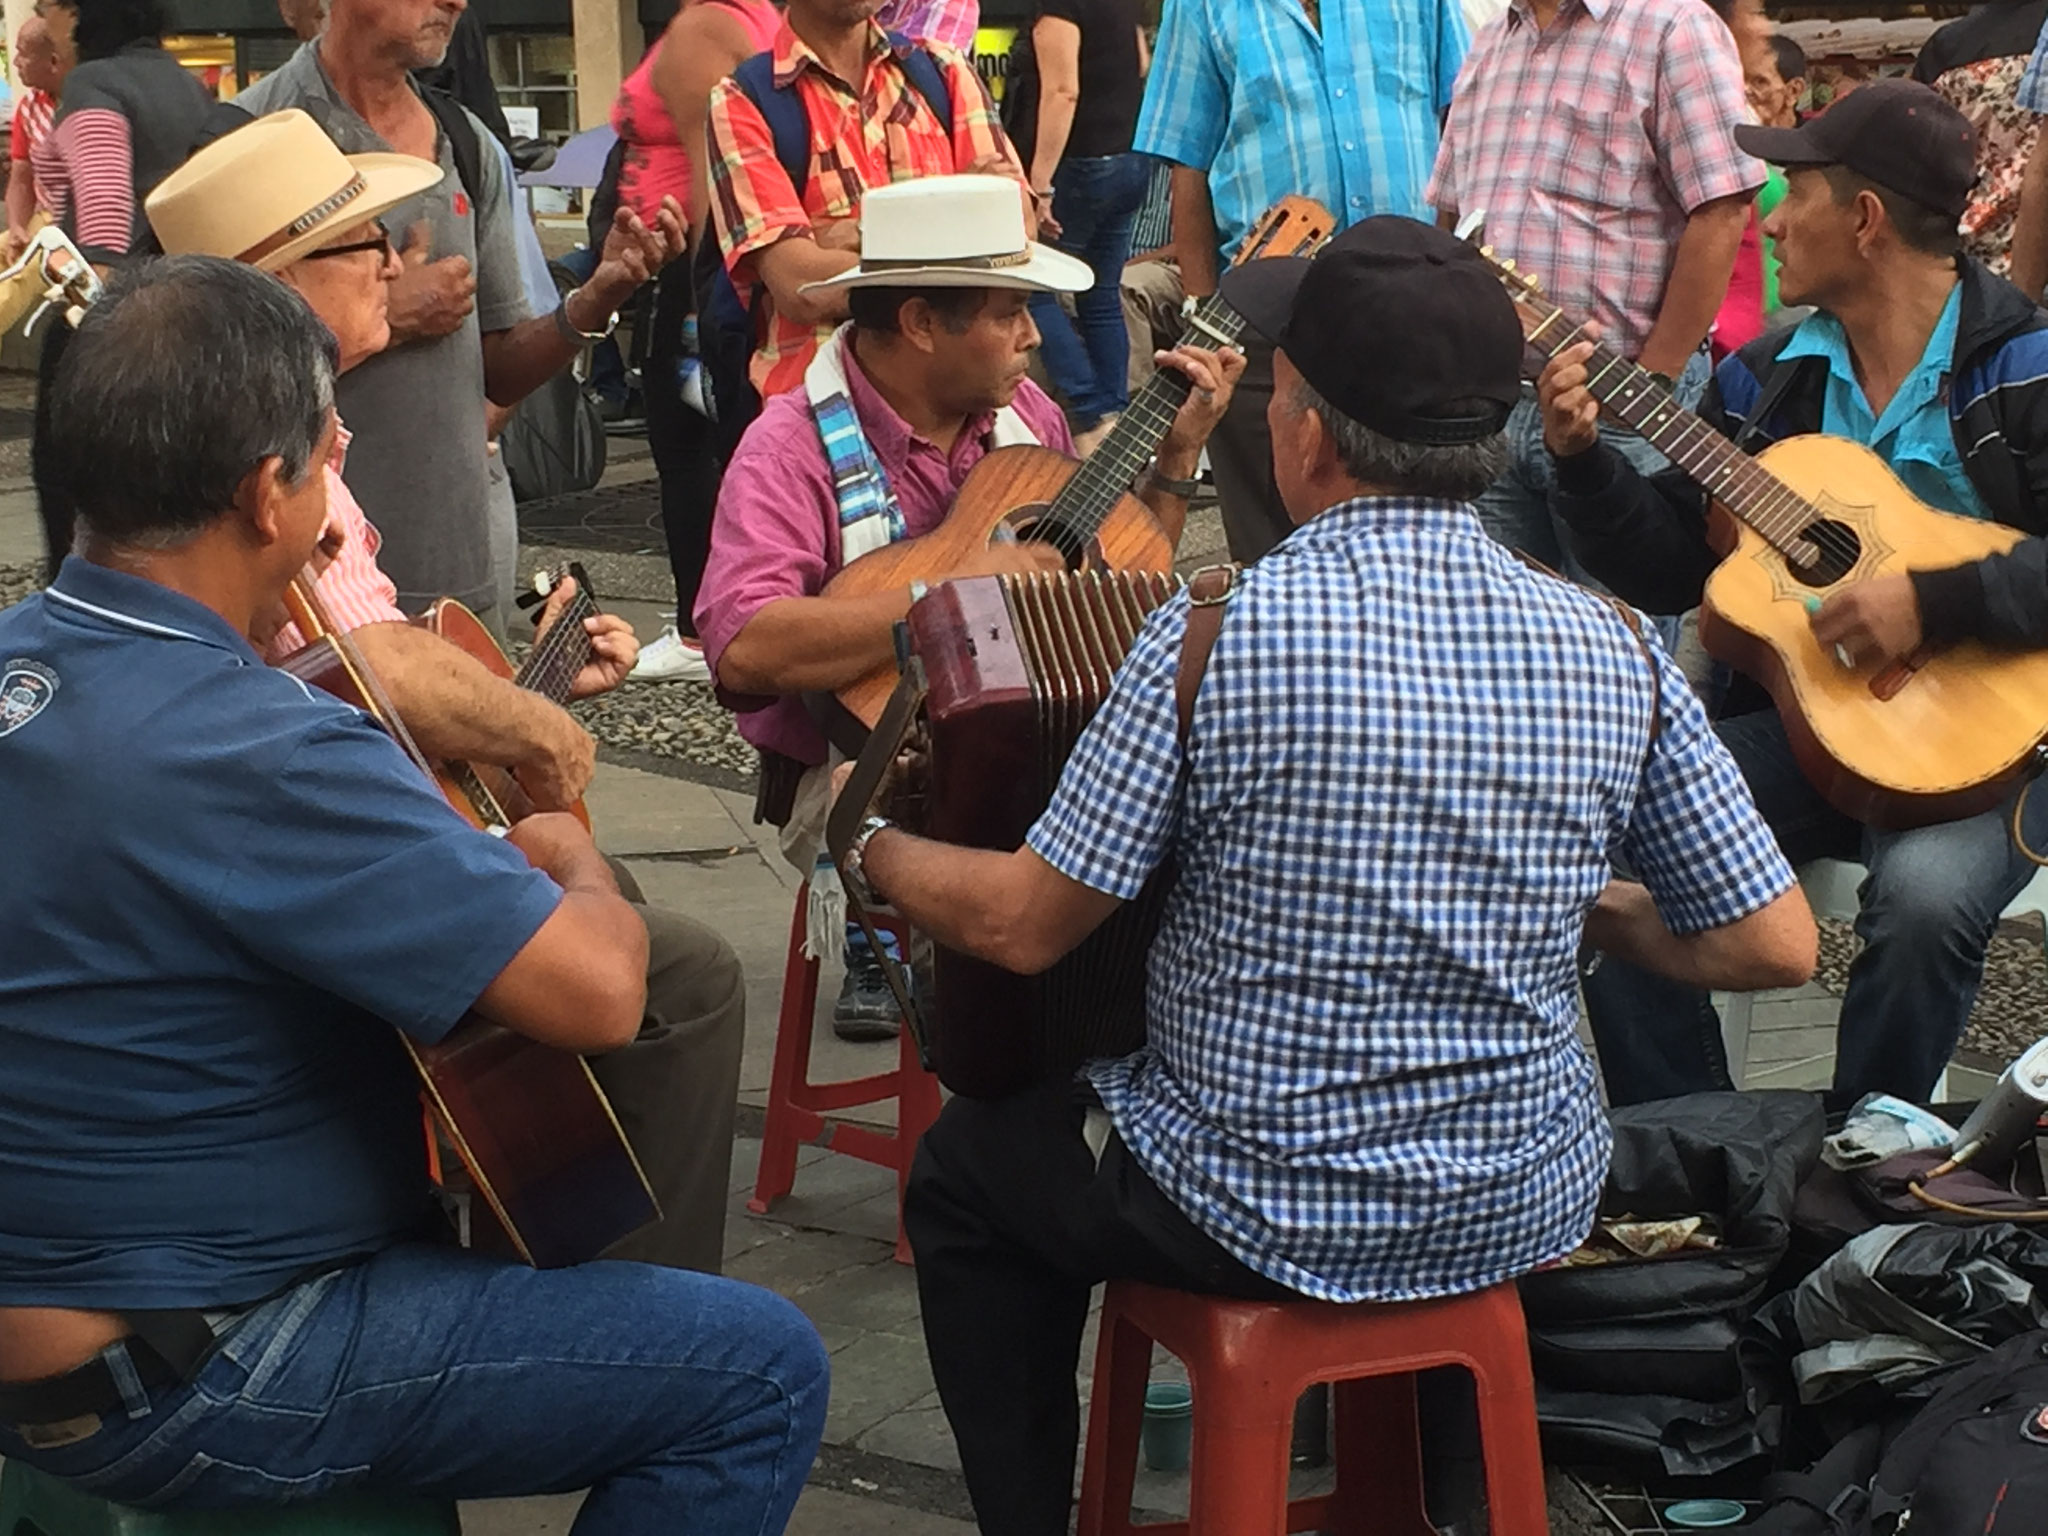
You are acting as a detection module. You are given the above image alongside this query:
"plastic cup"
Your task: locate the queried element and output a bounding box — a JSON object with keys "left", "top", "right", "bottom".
{"left": 1663, "top": 1498, "right": 1747, "bottom": 1528}
{"left": 1140, "top": 1380, "right": 1195, "bottom": 1472}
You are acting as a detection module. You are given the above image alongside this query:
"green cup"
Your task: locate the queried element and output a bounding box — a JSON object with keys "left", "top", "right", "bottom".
{"left": 1141, "top": 1381, "right": 1195, "bottom": 1472}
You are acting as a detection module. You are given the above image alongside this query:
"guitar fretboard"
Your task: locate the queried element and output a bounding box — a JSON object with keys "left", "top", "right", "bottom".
{"left": 514, "top": 583, "right": 600, "bottom": 706}
{"left": 1517, "top": 297, "right": 1827, "bottom": 564}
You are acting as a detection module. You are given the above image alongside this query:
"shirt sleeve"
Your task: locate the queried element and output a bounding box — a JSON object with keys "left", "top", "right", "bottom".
{"left": 207, "top": 698, "right": 565, "bottom": 1043}
{"left": 1132, "top": 0, "right": 1227, "bottom": 172}
{"left": 471, "top": 109, "right": 537, "bottom": 335}
{"left": 10, "top": 100, "right": 28, "bottom": 162}
{"left": 1426, "top": 42, "right": 1482, "bottom": 213}
{"left": 1432, "top": 0, "right": 1470, "bottom": 117}
{"left": 1649, "top": 8, "right": 1765, "bottom": 211}
{"left": 1616, "top": 639, "right": 1794, "bottom": 935}
{"left": 1026, "top": 595, "right": 1188, "bottom": 898}
{"left": 50, "top": 106, "right": 134, "bottom": 260}
{"left": 934, "top": 44, "right": 1025, "bottom": 181}
{"left": 2022, "top": 20, "right": 2048, "bottom": 114}
{"left": 691, "top": 400, "right": 841, "bottom": 691}
{"left": 267, "top": 468, "right": 405, "bottom": 661}
{"left": 708, "top": 78, "right": 814, "bottom": 283}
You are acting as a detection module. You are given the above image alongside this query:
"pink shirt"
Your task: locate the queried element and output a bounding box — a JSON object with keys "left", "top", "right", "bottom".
{"left": 695, "top": 339, "right": 1073, "bottom": 766}
{"left": 610, "top": 0, "right": 782, "bottom": 229}
{"left": 1427, "top": 0, "right": 1759, "bottom": 361}
{"left": 874, "top": 0, "right": 980, "bottom": 53}
{"left": 266, "top": 428, "right": 405, "bottom": 661}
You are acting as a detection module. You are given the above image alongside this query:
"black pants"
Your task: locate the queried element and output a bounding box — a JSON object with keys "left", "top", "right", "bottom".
{"left": 1205, "top": 336, "right": 1295, "bottom": 564}
{"left": 904, "top": 1081, "right": 1293, "bottom": 1536}
{"left": 34, "top": 318, "right": 73, "bottom": 579}
{"left": 642, "top": 259, "right": 725, "bottom": 637}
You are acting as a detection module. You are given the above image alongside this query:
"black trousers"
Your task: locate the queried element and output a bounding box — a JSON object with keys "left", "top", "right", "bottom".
{"left": 642, "top": 259, "right": 725, "bottom": 638}
{"left": 904, "top": 1081, "right": 1292, "bottom": 1536}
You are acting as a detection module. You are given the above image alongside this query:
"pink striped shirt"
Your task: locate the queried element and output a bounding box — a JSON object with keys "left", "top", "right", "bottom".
{"left": 10, "top": 88, "right": 52, "bottom": 165}
{"left": 266, "top": 428, "right": 405, "bottom": 662}
{"left": 32, "top": 106, "right": 134, "bottom": 255}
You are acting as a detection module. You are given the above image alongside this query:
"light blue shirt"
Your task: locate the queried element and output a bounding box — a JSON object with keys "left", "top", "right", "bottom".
{"left": 1132, "top": 0, "right": 1468, "bottom": 258}
{"left": 2019, "top": 18, "right": 2048, "bottom": 112}
{"left": 1776, "top": 283, "right": 1991, "bottom": 522}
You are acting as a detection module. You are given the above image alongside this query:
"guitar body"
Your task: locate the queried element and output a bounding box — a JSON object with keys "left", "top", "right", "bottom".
{"left": 418, "top": 597, "right": 592, "bottom": 832}
{"left": 277, "top": 602, "right": 657, "bottom": 1268}
{"left": 821, "top": 443, "right": 1171, "bottom": 734}
{"left": 1700, "top": 434, "right": 2048, "bottom": 827}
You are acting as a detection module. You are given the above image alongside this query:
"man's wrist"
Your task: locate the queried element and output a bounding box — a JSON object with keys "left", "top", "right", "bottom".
{"left": 1152, "top": 440, "right": 1202, "bottom": 484}
{"left": 561, "top": 284, "right": 621, "bottom": 339}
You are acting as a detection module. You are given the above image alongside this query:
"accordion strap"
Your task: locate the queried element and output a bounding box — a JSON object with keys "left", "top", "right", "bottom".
{"left": 1176, "top": 563, "right": 1241, "bottom": 746}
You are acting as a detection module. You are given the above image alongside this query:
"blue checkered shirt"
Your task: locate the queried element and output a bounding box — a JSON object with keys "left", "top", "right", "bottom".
{"left": 1028, "top": 499, "right": 1794, "bottom": 1302}
{"left": 2021, "top": 20, "right": 2048, "bottom": 112}
{"left": 1132, "top": 0, "right": 1468, "bottom": 258}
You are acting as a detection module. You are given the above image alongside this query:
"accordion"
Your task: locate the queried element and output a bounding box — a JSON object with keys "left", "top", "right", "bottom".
{"left": 888, "top": 569, "right": 1181, "bottom": 1098}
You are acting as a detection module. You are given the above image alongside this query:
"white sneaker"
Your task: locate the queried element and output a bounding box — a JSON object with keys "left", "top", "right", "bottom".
{"left": 629, "top": 622, "right": 713, "bottom": 683}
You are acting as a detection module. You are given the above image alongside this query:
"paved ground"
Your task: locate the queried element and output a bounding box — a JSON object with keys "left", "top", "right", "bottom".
{"left": 0, "top": 414, "right": 2003, "bottom": 1534}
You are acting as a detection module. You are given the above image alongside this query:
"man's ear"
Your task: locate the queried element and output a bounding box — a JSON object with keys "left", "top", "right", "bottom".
{"left": 234, "top": 455, "right": 291, "bottom": 548}
{"left": 897, "top": 297, "right": 942, "bottom": 356}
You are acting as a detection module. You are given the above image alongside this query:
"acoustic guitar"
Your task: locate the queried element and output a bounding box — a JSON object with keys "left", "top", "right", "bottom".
{"left": 277, "top": 572, "right": 658, "bottom": 1268}
{"left": 816, "top": 195, "right": 1336, "bottom": 747}
{"left": 1478, "top": 245, "right": 2048, "bottom": 829}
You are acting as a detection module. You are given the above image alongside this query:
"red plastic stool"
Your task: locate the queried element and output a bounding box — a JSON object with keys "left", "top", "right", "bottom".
{"left": 747, "top": 881, "right": 942, "bottom": 1263}
{"left": 1077, "top": 1279, "right": 1550, "bottom": 1536}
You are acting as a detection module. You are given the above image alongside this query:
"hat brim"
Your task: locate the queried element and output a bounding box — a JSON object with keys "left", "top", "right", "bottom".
{"left": 252, "top": 152, "right": 446, "bottom": 272}
{"left": 1732, "top": 121, "right": 1835, "bottom": 168}
{"left": 1217, "top": 256, "right": 1312, "bottom": 349}
{"left": 800, "top": 241, "right": 1096, "bottom": 297}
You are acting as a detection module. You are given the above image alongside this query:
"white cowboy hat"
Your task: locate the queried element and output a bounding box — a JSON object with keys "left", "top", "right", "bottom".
{"left": 145, "top": 108, "right": 442, "bottom": 273}
{"left": 800, "top": 175, "right": 1093, "bottom": 295}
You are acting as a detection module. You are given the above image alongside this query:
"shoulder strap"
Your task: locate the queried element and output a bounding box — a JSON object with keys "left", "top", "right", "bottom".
{"left": 730, "top": 50, "right": 812, "bottom": 192}
{"left": 1175, "top": 563, "right": 1240, "bottom": 746}
{"left": 420, "top": 85, "right": 483, "bottom": 211}
{"left": 891, "top": 36, "right": 955, "bottom": 133}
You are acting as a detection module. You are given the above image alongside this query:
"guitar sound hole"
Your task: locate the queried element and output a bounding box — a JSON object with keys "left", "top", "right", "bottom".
{"left": 1785, "top": 519, "right": 1861, "bottom": 588}
{"left": 1001, "top": 505, "right": 1086, "bottom": 570}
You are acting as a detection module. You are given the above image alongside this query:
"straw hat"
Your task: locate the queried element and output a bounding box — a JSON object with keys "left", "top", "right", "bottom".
{"left": 145, "top": 108, "right": 443, "bottom": 273}
{"left": 800, "top": 175, "right": 1093, "bottom": 296}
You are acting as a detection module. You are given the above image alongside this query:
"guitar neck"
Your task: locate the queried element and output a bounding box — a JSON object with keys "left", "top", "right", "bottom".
{"left": 513, "top": 587, "right": 599, "bottom": 706}
{"left": 1518, "top": 301, "right": 1820, "bottom": 560}
{"left": 1041, "top": 294, "right": 1247, "bottom": 542}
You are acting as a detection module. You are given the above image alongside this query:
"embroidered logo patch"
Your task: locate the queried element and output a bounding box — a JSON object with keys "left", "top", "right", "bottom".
{"left": 453, "top": 190, "right": 471, "bottom": 219}
{"left": 0, "top": 657, "right": 58, "bottom": 737}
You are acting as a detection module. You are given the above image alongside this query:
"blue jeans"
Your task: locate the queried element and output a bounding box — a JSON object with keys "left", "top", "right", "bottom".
{"left": 1583, "top": 709, "right": 2048, "bottom": 1105}
{"left": 0, "top": 1245, "right": 830, "bottom": 1535}
{"left": 1027, "top": 152, "right": 1152, "bottom": 426}
{"left": 1473, "top": 350, "right": 1711, "bottom": 651}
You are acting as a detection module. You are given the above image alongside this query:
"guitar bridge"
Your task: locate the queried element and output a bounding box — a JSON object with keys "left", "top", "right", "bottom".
{"left": 1870, "top": 644, "right": 1937, "bottom": 701}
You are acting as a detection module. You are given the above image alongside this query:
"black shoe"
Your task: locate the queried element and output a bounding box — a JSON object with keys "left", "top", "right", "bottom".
{"left": 832, "top": 955, "right": 901, "bottom": 1042}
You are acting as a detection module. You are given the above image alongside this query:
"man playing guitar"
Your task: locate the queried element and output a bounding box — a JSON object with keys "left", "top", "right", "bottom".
{"left": 694, "top": 173, "right": 1240, "bottom": 1028}
{"left": 0, "top": 257, "right": 826, "bottom": 1527}
{"left": 135, "top": 109, "right": 744, "bottom": 1274}
{"left": 1539, "top": 81, "right": 2048, "bottom": 1105}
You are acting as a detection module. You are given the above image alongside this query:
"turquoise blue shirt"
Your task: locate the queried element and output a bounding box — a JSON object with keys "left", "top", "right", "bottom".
{"left": 1776, "top": 283, "right": 1991, "bottom": 521}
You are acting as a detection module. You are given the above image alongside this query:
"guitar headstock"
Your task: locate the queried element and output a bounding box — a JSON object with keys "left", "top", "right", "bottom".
{"left": 522, "top": 561, "right": 603, "bottom": 621}
{"left": 1456, "top": 225, "right": 1562, "bottom": 343}
{"left": 1230, "top": 196, "right": 1337, "bottom": 268}
{"left": 0, "top": 227, "right": 103, "bottom": 339}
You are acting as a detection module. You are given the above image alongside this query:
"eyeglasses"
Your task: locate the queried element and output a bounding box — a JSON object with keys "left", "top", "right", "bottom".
{"left": 303, "top": 223, "right": 393, "bottom": 262}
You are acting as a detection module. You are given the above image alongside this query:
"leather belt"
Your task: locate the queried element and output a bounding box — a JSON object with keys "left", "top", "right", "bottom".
{"left": 0, "top": 1307, "right": 225, "bottom": 1428}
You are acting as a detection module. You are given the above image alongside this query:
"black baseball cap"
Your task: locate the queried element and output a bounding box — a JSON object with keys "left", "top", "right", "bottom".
{"left": 1733, "top": 78, "right": 1977, "bottom": 220}
{"left": 1218, "top": 216, "right": 1521, "bottom": 446}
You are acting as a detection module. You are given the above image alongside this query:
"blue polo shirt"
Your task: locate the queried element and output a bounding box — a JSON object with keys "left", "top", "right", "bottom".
{"left": 1775, "top": 282, "right": 1992, "bottom": 522}
{"left": 0, "top": 560, "right": 564, "bottom": 1309}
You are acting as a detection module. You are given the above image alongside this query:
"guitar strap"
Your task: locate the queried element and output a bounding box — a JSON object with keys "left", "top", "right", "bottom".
{"left": 1175, "top": 562, "right": 1241, "bottom": 745}
{"left": 806, "top": 325, "right": 1038, "bottom": 562}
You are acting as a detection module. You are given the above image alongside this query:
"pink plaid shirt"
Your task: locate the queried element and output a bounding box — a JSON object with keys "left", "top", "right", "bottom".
{"left": 266, "top": 427, "right": 405, "bottom": 662}
{"left": 1428, "top": 0, "right": 1760, "bottom": 362}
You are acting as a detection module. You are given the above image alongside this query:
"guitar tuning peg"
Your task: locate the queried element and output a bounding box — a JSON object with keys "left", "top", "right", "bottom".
{"left": 1500, "top": 258, "right": 1516, "bottom": 271}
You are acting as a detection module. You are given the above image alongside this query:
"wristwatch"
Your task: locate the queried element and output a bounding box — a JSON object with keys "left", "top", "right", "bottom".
{"left": 842, "top": 814, "right": 895, "bottom": 905}
{"left": 555, "top": 285, "right": 619, "bottom": 344}
{"left": 1141, "top": 457, "right": 1202, "bottom": 500}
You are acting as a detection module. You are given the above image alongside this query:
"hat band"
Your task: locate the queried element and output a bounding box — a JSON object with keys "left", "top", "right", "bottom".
{"left": 858, "top": 248, "right": 1033, "bottom": 273}
{"left": 236, "top": 173, "right": 369, "bottom": 266}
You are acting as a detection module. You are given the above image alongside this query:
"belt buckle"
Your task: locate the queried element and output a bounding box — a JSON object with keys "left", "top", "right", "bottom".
{"left": 16, "top": 1411, "right": 103, "bottom": 1449}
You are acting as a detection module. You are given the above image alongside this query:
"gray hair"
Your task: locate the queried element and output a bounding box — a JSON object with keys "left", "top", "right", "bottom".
{"left": 1287, "top": 375, "right": 1508, "bottom": 502}
{"left": 47, "top": 255, "right": 337, "bottom": 551}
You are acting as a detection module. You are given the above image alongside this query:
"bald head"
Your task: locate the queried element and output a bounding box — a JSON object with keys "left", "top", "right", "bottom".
{"left": 15, "top": 17, "right": 62, "bottom": 92}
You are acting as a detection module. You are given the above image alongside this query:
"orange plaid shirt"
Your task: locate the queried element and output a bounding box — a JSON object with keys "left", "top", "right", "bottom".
{"left": 707, "top": 21, "right": 1025, "bottom": 398}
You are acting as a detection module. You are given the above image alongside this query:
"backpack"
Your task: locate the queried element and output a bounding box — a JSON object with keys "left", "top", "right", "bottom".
{"left": 690, "top": 35, "right": 953, "bottom": 457}
{"left": 1754, "top": 1330, "right": 2048, "bottom": 1534}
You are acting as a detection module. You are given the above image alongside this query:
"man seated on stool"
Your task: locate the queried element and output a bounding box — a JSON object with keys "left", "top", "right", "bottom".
{"left": 693, "top": 173, "right": 1241, "bottom": 1034}
{"left": 139, "top": 106, "right": 744, "bottom": 1277}
{"left": 835, "top": 218, "right": 1816, "bottom": 1536}
{"left": 0, "top": 258, "right": 825, "bottom": 1527}
{"left": 1540, "top": 80, "right": 2048, "bottom": 1106}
